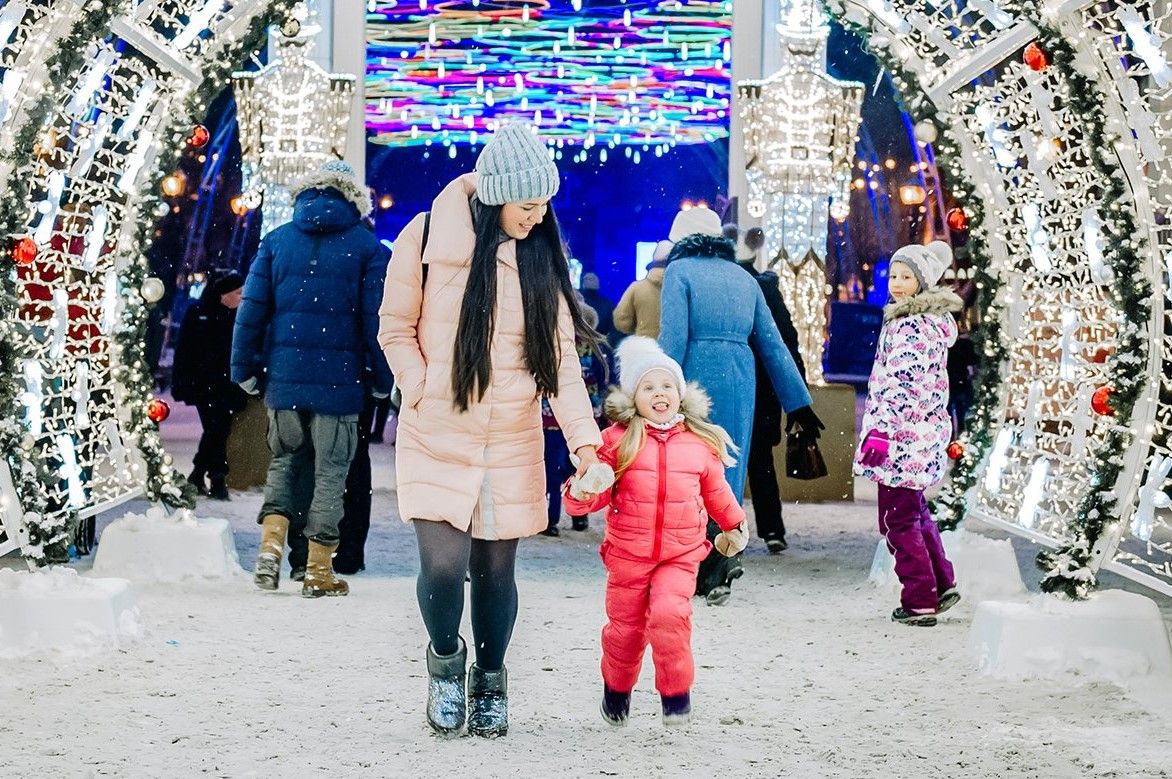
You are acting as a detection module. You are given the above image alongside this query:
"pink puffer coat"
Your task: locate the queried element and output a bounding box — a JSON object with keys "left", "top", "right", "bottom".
{"left": 377, "top": 174, "right": 602, "bottom": 540}
{"left": 855, "top": 288, "right": 962, "bottom": 490}
{"left": 564, "top": 415, "right": 745, "bottom": 562}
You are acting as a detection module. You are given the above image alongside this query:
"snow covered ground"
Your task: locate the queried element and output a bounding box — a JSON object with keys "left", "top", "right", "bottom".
{"left": 3, "top": 404, "right": 1172, "bottom": 777}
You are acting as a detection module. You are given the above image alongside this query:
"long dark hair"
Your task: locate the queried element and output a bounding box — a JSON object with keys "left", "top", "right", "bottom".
{"left": 452, "top": 202, "right": 597, "bottom": 412}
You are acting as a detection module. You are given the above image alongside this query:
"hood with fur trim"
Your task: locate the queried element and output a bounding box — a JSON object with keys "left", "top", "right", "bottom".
{"left": 884, "top": 287, "right": 963, "bottom": 321}
{"left": 605, "top": 380, "right": 713, "bottom": 426}
{"left": 290, "top": 167, "right": 373, "bottom": 218}
{"left": 666, "top": 233, "right": 736, "bottom": 265}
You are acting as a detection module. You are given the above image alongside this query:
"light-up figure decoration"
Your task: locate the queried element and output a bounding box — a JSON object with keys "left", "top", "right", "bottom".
{"left": 738, "top": 0, "right": 862, "bottom": 384}
{"left": 233, "top": 2, "right": 354, "bottom": 235}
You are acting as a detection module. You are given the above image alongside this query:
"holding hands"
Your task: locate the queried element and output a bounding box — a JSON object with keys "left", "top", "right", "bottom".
{"left": 714, "top": 522, "right": 749, "bottom": 557}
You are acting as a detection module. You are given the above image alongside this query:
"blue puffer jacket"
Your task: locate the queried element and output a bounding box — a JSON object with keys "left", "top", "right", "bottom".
{"left": 231, "top": 188, "right": 393, "bottom": 416}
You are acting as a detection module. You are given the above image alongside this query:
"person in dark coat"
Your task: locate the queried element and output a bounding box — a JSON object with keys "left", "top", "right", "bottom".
{"left": 171, "top": 269, "right": 247, "bottom": 500}
{"left": 580, "top": 272, "right": 616, "bottom": 342}
{"left": 737, "top": 242, "right": 807, "bottom": 554}
{"left": 658, "top": 208, "right": 822, "bottom": 605}
{"left": 232, "top": 160, "right": 393, "bottom": 598}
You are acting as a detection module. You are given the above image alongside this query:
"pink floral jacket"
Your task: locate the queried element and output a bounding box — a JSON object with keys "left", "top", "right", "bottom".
{"left": 855, "top": 288, "right": 963, "bottom": 490}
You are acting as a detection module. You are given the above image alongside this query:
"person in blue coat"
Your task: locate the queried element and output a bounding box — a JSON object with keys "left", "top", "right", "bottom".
{"left": 658, "top": 209, "right": 822, "bottom": 605}
{"left": 231, "top": 160, "right": 393, "bottom": 598}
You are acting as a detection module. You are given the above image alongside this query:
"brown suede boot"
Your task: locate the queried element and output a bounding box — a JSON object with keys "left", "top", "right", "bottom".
{"left": 254, "top": 514, "right": 289, "bottom": 591}
{"left": 302, "top": 541, "right": 349, "bottom": 598}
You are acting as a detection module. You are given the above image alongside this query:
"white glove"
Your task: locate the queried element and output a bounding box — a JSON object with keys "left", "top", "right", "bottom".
{"left": 239, "top": 376, "right": 261, "bottom": 396}
{"left": 568, "top": 462, "right": 615, "bottom": 500}
{"left": 714, "top": 522, "right": 748, "bottom": 557}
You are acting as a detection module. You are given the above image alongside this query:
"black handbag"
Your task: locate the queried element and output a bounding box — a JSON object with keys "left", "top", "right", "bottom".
{"left": 785, "top": 432, "right": 828, "bottom": 480}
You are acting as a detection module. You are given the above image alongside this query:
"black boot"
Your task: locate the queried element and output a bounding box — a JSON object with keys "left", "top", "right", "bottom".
{"left": 571, "top": 516, "right": 589, "bottom": 532}
{"left": 467, "top": 664, "right": 508, "bottom": 738}
{"left": 661, "top": 692, "right": 692, "bottom": 727}
{"left": 208, "top": 474, "right": 229, "bottom": 501}
{"left": 600, "top": 685, "right": 630, "bottom": 727}
{"left": 187, "top": 469, "right": 207, "bottom": 496}
{"left": 426, "top": 639, "right": 467, "bottom": 737}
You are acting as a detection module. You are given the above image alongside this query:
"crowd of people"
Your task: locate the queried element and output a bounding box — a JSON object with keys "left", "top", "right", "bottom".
{"left": 172, "top": 122, "right": 962, "bottom": 738}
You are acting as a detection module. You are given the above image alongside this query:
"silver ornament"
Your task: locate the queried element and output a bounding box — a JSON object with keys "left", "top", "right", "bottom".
{"left": 141, "top": 277, "right": 165, "bottom": 303}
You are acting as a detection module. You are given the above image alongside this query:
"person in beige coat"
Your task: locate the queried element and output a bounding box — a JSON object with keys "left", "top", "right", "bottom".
{"left": 378, "top": 123, "right": 602, "bottom": 739}
{"left": 613, "top": 239, "right": 672, "bottom": 339}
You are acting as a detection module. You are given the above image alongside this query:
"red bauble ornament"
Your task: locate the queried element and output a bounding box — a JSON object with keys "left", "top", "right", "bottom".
{"left": 946, "top": 441, "right": 965, "bottom": 461}
{"left": 188, "top": 124, "right": 210, "bottom": 148}
{"left": 1091, "top": 386, "right": 1114, "bottom": 416}
{"left": 1023, "top": 42, "right": 1049, "bottom": 71}
{"left": 12, "top": 236, "right": 37, "bottom": 265}
{"left": 146, "top": 399, "right": 171, "bottom": 423}
{"left": 947, "top": 208, "right": 969, "bottom": 232}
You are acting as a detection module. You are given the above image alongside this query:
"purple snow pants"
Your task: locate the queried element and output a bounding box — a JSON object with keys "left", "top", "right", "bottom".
{"left": 877, "top": 485, "right": 956, "bottom": 613}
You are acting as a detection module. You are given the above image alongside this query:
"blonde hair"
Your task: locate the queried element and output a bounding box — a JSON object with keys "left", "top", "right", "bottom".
{"left": 606, "top": 383, "right": 738, "bottom": 479}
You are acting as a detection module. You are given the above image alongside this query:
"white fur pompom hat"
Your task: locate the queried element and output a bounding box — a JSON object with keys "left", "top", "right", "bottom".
{"left": 615, "top": 336, "right": 686, "bottom": 399}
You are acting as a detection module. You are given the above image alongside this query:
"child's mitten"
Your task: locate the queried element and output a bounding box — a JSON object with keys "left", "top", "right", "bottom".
{"left": 569, "top": 463, "right": 616, "bottom": 500}
{"left": 859, "top": 430, "right": 890, "bottom": 467}
{"left": 714, "top": 522, "right": 748, "bottom": 557}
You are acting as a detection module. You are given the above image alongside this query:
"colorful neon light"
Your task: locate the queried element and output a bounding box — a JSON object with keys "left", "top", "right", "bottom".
{"left": 365, "top": 1, "right": 732, "bottom": 158}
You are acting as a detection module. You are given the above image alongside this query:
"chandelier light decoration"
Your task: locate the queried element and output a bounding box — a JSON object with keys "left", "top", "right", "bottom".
{"left": 234, "top": 2, "right": 355, "bottom": 235}
{"left": 364, "top": 0, "right": 732, "bottom": 162}
{"left": 739, "top": 0, "right": 863, "bottom": 384}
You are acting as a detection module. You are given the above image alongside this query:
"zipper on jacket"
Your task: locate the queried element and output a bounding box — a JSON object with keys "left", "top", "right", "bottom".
{"left": 651, "top": 436, "right": 668, "bottom": 560}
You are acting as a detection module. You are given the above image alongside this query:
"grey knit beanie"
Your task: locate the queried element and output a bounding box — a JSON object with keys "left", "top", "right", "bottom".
{"left": 475, "top": 123, "right": 560, "bottom": 205}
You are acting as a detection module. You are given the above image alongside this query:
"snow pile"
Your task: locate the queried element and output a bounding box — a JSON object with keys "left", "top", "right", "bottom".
{"left": 0, "top": 567, "right": 142, "bottom": 658}
{"left": 869, "top": 528, "right": 1026, "bottom": 604}
{"left": 92, "top": 506, "right": 244, "bottom": 582}
{"left": 969, "top": 590, "right": 1172, "bottom": 683}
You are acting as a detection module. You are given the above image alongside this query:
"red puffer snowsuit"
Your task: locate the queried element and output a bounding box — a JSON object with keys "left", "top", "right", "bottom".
{"left": 564, "top": 418, "right": 745, "bottom": 696}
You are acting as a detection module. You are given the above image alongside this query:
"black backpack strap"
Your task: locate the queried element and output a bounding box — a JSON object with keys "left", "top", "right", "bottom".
{"left": 420, "top": 211, "right": 431, "bottom": 286}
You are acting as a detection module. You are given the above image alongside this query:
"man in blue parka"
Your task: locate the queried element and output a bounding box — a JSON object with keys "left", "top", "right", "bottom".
{"left": 659, "top": 208, "right": 823, "bottom": 605}
{"left": 232, "top": 160, "right": 393, "bottom": 599}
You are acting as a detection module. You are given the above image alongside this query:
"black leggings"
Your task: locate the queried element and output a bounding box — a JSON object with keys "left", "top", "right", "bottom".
{"left": 413, "top": 519, "right": 519, "bottom": 671}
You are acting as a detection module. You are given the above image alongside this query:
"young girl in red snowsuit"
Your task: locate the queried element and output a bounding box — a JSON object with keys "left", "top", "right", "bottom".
{"left": 564, "top": 336, "right": 747, "bottom": 727}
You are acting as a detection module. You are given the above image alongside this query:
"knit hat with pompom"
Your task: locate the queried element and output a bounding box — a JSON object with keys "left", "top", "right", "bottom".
{"left": 615, "top": 336, "right": 686, "bottom": 400}
{"left": 890, "top": 240, "right": 952, "bottom": 289}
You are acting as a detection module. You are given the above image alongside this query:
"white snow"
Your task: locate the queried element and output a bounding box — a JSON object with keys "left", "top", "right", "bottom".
{"left": 92, "top": 505, "right": 244, "bottom": 582}
{"left": 969, "top": 590, "right": 1172, "bottom": 682}
{"left": 869, "top": 527, "right": 1027, "bottom": 604}
{"left": 1, "top": 404, "right": 1171, "bottom": 775}
{"left": 0, "top": 567, "right": 142, "bottom": 658}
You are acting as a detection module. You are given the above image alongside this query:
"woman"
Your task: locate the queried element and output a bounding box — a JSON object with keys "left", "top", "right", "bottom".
{"left": 171, "top": 269, "right": 247, "bottom": 500}
{"left": 379, "top": 123, "right": 601, "bottom": 739}
{"left": 658, "top": 209, "right": 822, "bottom": 605}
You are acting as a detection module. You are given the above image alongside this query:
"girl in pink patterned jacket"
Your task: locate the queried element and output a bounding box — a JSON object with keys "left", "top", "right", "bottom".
{"left": 856, "top": 242, "right": 963, "bottom": 627}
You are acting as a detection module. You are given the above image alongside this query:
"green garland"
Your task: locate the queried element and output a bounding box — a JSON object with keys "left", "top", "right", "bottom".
{"left": 0, "top": 1, "right": 126, "bottom": 565}
{"left": 112, "top": 1, "right": 300, "bottom": 512}
{"left": 1, "top": 2, "right": 298, "bottom": 565}
{"left": 1011, "top": 0, "right": 1152, "bottom": 599}
{"left": 823, "top": 2, "right": 1007, "bottom": 534}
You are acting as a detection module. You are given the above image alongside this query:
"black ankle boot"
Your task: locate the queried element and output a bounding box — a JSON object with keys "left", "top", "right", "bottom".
{"left": 426, "top": 640, "right": 467, "bottom": 736}
{"left": 187, "top": 469, "right": 207, "bottom": 496}
{"left": 467, "top": 664, "right": 508, "bottom": 738}
{"left": 208, "top": 475, "right": 229, "bottom": 501}
{"left": 661, "top": 691, "right": 692, "bottom": 727}
{"left": 600, "top": 685, "right": 630, "bottom": 726}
